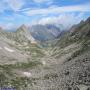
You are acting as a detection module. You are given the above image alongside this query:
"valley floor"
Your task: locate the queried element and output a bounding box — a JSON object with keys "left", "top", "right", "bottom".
{"left": 0, "top": 41, "right": 90, "bottom": 90}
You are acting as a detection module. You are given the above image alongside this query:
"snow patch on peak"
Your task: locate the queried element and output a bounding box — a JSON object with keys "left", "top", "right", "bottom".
{"left": 42, "top": 61, "right": 46, "bottom": 65}
{"left": 23, "top": 72, "right": 32, "bottom": 77}
{"left": 4, "top": 47, "right": 15, "bottom": 52}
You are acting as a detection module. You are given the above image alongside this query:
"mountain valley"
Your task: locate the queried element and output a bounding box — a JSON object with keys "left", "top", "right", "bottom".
{"left": 0, "top": 17, "right": 90, "bottom": 90}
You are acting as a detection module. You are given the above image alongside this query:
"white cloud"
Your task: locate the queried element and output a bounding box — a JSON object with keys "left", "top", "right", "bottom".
{"left": 0, "top": 23, "right": 18, "bottom": 30}
{"left": 4, "top": 23, "right": 15, "bottom": 30}
{"left": 33, "top": 0, "right": 53, "bottom": 3}
{"left": 6, "top": 0, "right": 25, "bottom": 11}
{"left": 0, "top": 0, "right": 25, "bottom": 12}
{"left": 32, "top": 13, "right": 85, "bottom": 29}
{"left": 24, "top": 3, "right": 90, "bottom": 16}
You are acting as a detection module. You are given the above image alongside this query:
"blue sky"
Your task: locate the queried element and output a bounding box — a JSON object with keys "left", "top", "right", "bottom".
{"left": 0, "top": 0, "right": 90, "bottom": 30}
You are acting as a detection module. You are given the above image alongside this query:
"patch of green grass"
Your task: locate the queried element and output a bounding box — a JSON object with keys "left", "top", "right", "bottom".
{"left": 0, "top": 75, "right": 36, "bottom": 90}
{"left": 1, "top": 61, "right": 42, "bottom": 69}
{"left": 0, "top": 64, "right": 41, "bottom": 89}
{"left": 44, "top": 73, "right": 58, "bottom": 80}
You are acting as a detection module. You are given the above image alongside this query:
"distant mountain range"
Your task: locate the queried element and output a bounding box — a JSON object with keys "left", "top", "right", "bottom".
{"left": 29, "top": 24, "right": 62, "bottom": 41}
{"left": 1, "top": 23, "right": 62, "bottom": 43}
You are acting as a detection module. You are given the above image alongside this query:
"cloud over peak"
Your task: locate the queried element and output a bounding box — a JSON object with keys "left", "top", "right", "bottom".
{"left": 24, "top": 3, "right": 90, "bottom": 16}
{"left": 32, "top": 13, "right": 85, "bottom": 29}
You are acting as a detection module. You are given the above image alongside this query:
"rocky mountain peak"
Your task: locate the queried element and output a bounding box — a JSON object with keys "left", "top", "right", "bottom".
{"left": 17, "top": 24, "right": 28, "bottom": 33}
{"left": 86, "top": 17, "right": 90, "bottom": 23}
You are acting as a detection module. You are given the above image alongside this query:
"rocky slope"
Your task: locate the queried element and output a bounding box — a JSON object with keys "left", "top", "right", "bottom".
{"left": 15, "top": 25, "right": 37, "bottom": 44}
